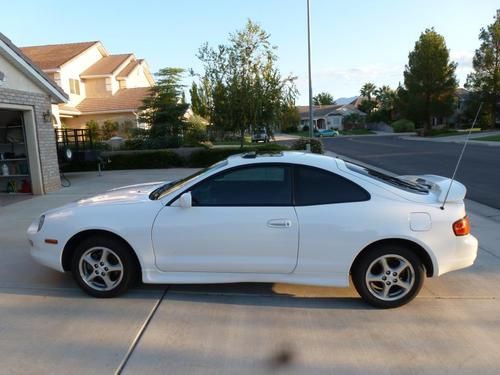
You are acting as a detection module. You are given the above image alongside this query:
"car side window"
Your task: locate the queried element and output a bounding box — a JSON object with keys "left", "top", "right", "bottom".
{"left": 294, "top": 165, "right": 370, "bottom": 206}
{"left": 191, "top": 165, "right": 292, "bottom": 206}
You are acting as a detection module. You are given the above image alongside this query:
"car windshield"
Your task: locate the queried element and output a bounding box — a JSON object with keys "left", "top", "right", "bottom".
{"left": 149, "top": 160, "right": 228, "bottom": 200}
{"left": 344, "top": 160, "right": 429, "bottom": 194}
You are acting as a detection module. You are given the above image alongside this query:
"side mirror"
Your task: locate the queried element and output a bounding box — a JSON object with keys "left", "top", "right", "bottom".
{"left": 179, "top": 192, "right": 192, "bottom": 208}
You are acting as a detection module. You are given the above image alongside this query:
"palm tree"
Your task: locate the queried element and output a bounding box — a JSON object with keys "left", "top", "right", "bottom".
{"left": 375, "top": 85, "right": 397, "bottom": 121}
{"left": 360, "top": 82, "right": 377, "bottom": 102}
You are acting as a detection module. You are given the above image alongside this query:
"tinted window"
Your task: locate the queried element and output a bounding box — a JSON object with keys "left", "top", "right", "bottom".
{"left": 191, "top": 165, "right": 292, "bottom": 206}
{"left": 344, "top": 161, "right": 429, "bottom": 194}
{"left": 294, "top": 166, "right": 370, "bottom": 205}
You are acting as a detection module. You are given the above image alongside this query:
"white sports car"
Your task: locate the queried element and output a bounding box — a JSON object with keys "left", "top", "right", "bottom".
{"left": 27, "top": 152, "right": 478, "bottom": 308}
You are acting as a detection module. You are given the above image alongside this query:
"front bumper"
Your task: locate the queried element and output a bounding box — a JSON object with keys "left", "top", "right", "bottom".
{"left": 27, "top": 219, "right": 65, "bottom": 273}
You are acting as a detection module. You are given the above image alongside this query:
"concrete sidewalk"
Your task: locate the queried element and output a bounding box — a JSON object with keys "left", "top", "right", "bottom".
{"left": 0, "top": 168, "right": 499, "bottom": 374}
{"left": 400, "top": 130, "right": 500, "bottom": 146}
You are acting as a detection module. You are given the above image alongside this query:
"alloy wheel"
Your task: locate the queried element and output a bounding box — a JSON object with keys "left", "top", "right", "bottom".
{"left": 78, "top": 247, "right": 124, "bottom": 291}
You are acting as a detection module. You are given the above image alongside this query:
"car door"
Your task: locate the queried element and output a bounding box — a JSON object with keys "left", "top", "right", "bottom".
{"left": 292, "top": 165, "right": 372, "bottom": 275}
{"left": 152, "top": 164, "right": 299, "bottom": 273}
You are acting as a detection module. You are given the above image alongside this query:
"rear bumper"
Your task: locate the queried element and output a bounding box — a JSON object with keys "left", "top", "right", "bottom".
{"left": 436, "top": 234, "right": 478, "bottom": 276}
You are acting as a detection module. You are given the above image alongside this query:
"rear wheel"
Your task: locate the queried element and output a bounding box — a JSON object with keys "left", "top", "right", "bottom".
{"left": 71, "top": 236, "right": 138, "bottom": 298}
{"left": 352, "top": 245, "right": 424, "bottom": 308}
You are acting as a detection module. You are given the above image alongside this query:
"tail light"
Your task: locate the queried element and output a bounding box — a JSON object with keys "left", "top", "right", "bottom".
{"left": 453, "top": 216, "right": 470, "bottom": 236}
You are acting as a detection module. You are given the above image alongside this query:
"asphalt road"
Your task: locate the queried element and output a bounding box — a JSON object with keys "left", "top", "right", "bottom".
{"left": 321, "top": 136, "right": 500, "bottom": 209}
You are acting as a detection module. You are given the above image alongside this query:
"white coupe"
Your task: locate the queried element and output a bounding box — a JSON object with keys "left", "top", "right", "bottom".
{"left": 28, "top": 152, "right": 478, "bottom": 308}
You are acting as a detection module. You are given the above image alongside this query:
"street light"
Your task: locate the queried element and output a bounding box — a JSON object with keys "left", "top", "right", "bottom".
{"left": 307, "top": 0, "right": 314, "bottom": 140}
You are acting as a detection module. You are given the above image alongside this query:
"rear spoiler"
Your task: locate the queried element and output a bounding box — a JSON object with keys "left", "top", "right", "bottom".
{"left": 399, "top": 175, "right": 466, "bottom": 203}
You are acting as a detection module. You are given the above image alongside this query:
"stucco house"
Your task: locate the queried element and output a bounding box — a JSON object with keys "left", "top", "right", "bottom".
{"left": 0, "top": 33, "right": 67, "bottom": 196}
{"left": 20, "top": 41, "right": 154, "bottom": 130}
{"left": 298, "top": 104, "right": 366, "bottom": 130}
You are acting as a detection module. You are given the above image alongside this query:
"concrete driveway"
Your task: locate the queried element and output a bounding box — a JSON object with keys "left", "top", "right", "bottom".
{"left": 1, "top": 168, "right": 499, "bottom": 374}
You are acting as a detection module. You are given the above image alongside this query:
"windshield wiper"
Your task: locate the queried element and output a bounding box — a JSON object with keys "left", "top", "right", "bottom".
{"left": 149, "top": 180, "right": 177, "bottom": 200}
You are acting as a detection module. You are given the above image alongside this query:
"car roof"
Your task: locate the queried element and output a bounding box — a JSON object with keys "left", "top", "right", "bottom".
{"left": 227, "top": 151, "right": 340, "bottom": 170}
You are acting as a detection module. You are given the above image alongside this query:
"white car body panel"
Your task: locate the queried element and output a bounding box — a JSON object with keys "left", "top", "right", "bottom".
{"left": 27, "top": 152, "right": 478, "bottom": 289}
{"left": 152, "top": 206, "right": 299, "bottom": 273}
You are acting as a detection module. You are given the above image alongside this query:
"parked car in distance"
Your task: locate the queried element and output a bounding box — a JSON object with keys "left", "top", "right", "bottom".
{"left": 27, "top": 152, "right": 478, "bottom": 308}
{"left": 251, "top": 129, "right": 269, "bottom": 143}
{"left": 314, "top": 128, "right": 339, "bottom": 137}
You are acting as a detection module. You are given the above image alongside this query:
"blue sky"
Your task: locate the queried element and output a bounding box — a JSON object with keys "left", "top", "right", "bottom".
{"left": 2, "top": 0, "right": 498, "bottom": 104}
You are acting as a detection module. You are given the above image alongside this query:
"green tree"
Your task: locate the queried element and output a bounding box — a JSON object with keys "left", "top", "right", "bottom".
{"left": 465, "top": 16, "right": 500, "bottom": 128}
{"left": 359, "top": 82, "right": 377, "bottom": 115}
{"left": 190, "top": 79, "right": 211, "bottom": 119}
{"left": 313, "top": 92, "right": 335, "bottom": 106}
{"left": 85, "top": 119, "right": 100, "bottom": 141}
{"left": 400, "top": 28, "right": 458, "bottom": 133}
{"left": 360, "top": 82, "right": 376, "bottom": 102}
{"left": 139, "top": 68, "right": 189, "bottom": 140}
{"left": 373, "top": 85, "right": 398, "bottom": 122}
{"left": 101, "top": 120, "right": 119, "bottom": 140}
{"left": 195, "top": 19, "right": 297, "bottom": 147}
{"left": 279, "top": 105, "right": 301, "bottom": 132}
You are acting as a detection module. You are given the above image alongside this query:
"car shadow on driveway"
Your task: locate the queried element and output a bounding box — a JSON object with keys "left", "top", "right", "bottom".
{"left": 1, "top": 280, "right": 371, "bottom": 310}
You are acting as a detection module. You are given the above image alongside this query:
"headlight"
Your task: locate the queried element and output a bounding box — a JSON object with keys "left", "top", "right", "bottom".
{"left": 37, "top": 215, "right": 45, "bottom": 232}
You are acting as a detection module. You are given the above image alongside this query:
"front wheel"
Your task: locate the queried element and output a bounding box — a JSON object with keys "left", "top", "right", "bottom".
{"left": 352, "top": 245, "right": 424, "bottom": 308}
{"left": 71, "top": 236, "right": 138, "bottom": 298}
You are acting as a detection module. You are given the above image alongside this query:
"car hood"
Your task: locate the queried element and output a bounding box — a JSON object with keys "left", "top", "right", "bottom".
{"left": 76, "top": 181, "right": 166, "bottom": 207}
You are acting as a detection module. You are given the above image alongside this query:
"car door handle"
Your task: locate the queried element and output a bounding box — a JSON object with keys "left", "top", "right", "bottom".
{"left": 267, "top": 219, "right": 292, "bottom": 228}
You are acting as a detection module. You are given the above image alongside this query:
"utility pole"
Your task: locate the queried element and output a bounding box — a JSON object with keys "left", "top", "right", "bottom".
{"left": 307, "top": 0, "right": 314, "bottom": 140}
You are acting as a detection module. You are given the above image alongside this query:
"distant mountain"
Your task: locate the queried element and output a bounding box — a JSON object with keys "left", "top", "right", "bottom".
{"left": 335, "top": 96, "right": 357, "bottom": 105}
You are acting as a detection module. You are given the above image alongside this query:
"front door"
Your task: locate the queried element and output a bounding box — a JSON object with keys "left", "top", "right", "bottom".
{"left": 152, "top": 164, "right": 299, "bottom": 273}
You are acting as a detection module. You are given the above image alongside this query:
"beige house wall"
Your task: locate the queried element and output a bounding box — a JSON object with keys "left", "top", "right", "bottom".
{"left": 84, "top": 78, "right": 110, "bottom": 98}
{"left": 122, "top": 64, "right": 151, "bottom": 88}
{"left": 0, "top": 54, "right": 45, "bottom": 94}
{"left": 58, "top": 44, "right": 104, "bottom": 106}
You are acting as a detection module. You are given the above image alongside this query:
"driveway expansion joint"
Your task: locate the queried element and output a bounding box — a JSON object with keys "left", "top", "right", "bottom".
{"left": 114, "top": 287, "right": 169, "bottom": 375}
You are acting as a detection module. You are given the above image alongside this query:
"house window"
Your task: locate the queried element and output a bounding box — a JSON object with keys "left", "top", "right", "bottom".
{"left": 69, "top": 79, "right": 80, "bottom": 95}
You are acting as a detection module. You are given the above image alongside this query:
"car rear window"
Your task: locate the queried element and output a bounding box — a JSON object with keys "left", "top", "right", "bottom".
{"left": 344, "top": 161, "right": 429, "bottom": 194}
{"left": 294, "top": 165, "right": 370, "bottom": 205}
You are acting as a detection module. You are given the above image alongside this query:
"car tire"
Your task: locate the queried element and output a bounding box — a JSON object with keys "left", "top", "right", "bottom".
{"left": 71, "top": 235, "right": 138, "bottom": 298}
{"left": 352, "top": 244, "right": 424, "bottom": 308}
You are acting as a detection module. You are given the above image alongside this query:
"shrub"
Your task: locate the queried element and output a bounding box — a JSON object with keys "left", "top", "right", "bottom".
{"left": 290, "top": 137, "right": 324, "bottom": 154}
{"left": 282, "top": 124, "right": 298, "bottom": 133}
{"left": 86, "top": 120, "right": 100, "bottom": 141}
{"left": 123, "top": 138, "right": 146, "bottom": 150}
{"left": 184, "top": 118, "right": 208, "bottom": 146}
{"left": 302, "top": 125, "right": 310, "bottom": 131}
{"left": 391, "top": 119, "right": 415, "bottom": 133}
{"left": 188, "top": 143, "right": 289, "bottom": 167}
{"left": 107, "top": 150, "right": 184, "bottom": 170}
{"left": 101, "top": 120, "right": 119, "bottom": 140}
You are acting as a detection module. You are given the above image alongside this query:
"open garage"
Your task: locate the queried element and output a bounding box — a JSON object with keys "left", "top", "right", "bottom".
{"left": 0, "top": 33, "right": 67, "bottom": 204}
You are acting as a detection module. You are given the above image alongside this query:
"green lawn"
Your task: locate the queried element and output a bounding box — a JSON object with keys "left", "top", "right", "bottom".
{"left": 339, "top": 129, "right": 375, "bottom": 135}
{"left": 473, "top": 135, "right": 500, "bottom": 142}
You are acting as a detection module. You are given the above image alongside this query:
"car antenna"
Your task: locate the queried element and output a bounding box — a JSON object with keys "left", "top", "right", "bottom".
{"left": 440, "top": 102, "right": 483, "bottom": 210}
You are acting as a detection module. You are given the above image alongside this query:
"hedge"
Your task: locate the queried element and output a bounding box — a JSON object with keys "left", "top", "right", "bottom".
{"left": 61, "top": 143, "right": 289, "bottom": 172}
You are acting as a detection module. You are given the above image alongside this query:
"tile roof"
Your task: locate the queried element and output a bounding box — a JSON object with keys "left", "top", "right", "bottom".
{"left": 0, "top": 33, "right": 68, "bottom": 102}
{"left": 81, "top": 54, "right": 132, "bottom": 76}
{"left": 76, "top": 87, "right": 151, "bottom": 114}
{"left": 116, "top": 59, "right": 139, "bottom": 78}
{"left": 297, "top": 104, "right": 342, "bottom": 118}
{"left": 20, "top": 41, "right": 98, "bottom": 70}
